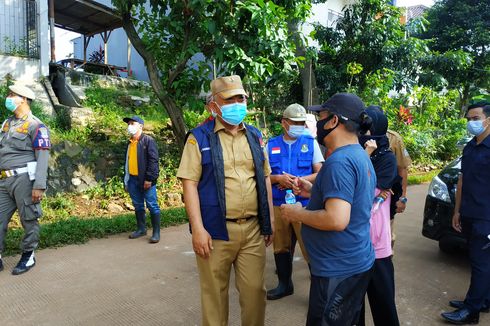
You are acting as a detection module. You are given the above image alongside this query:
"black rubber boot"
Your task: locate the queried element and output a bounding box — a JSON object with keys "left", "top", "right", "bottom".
{"left": 12, "top": 251, "right": 36, "bottom": 275}
{"left": 267, "top": 252, "right": 294, "bottom": 300}
{"left": 149, "top": 213, "right": 161, "bottom": 243}
{"left": 129, "top": 210, "right": 147, "bottom": 239}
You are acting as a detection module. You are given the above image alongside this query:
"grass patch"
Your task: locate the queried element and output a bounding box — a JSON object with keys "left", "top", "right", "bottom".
{"left": 408, "top": 169, "right": 440, "bottom": 185}
{"left": 3, "top": 207, "right": 187, "bottom": 256}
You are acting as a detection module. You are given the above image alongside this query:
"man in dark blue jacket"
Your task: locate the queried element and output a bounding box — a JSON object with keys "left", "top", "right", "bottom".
{"left": 123, "top": 116, "right": 161, "bottom": 243}
{"left": 442, "top": 103, "right": 490, "bottom": 324}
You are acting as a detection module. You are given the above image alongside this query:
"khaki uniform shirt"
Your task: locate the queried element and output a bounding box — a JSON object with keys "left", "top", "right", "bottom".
{"left": 177, "top": 119, "right": 271, "bottom": 219}
{"left": 387, "top": 129, "right": 412, "bottom": 169}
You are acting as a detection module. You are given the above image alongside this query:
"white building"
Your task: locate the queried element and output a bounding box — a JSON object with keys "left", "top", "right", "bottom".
{"left": 0, "top": 0, "right": 50, "bottom": 81}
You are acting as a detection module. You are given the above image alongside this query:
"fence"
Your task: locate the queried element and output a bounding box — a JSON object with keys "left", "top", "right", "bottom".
{"left": 0, "top": 0, "right": 39, "bottom": 59}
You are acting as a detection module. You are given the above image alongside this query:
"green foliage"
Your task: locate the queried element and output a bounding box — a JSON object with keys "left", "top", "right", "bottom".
{"left": 183, "top": 108, "right": 209, "bottom": 129}
{"left": 3, "top": 208, "right": 188, "bottom": 256}
{"left": 314, "top": 0, "right": 429, "bottom": 98}
{"left": 407, "top": 170, "right": 440, "bottom": 185}
{"left": 85, "top": 175, "right": 128, "bottom": 200}
{"left": 112, "top": 0, "right": 312, "bottom": 146}
{"left": 418, "top": 0, "right": 490, "bottom": 108}
{"left": 1, "top": 36, "right": 27, "bottom": 57}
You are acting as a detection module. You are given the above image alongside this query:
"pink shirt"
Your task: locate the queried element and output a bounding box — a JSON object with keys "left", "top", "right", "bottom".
{"left": 370, "top": 188, "right": 393, "bottom": 259}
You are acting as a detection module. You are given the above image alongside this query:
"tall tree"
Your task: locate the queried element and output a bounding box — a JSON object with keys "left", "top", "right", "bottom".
{"left": 418, "top": 0, "right": 490, "bottom": 110}
{"left": 112, "top": 0, "right": 306, "bottom": 149}
{"left": 313, "top": 0, "right": 428, "bottom": 99}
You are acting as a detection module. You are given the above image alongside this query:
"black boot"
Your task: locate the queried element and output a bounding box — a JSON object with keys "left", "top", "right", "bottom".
{"left": 149, "top": 213, "right": 161, "bottom": 243}
{"left": 12, "top": 251, "right": 36, "bottom": 275}
{"left": 267, "top": 253, "right": 294, "bottom": 300}
{"left": 129, "top": 210, "right": 147, "bottom": 239}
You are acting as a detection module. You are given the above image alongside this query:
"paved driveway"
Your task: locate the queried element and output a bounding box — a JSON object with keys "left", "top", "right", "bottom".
{"left": 0, "top": 184, "right": 485, "bottom": 325}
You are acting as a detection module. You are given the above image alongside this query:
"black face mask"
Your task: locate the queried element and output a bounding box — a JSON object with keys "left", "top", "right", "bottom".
{"left": 316, "top": 114, "right": 338, "bottom": 146}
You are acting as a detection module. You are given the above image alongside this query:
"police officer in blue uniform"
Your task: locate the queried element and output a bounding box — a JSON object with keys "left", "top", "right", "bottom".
{"left": 266, "top": 103, "right": 323, "bottom": 300}
{"left": 442, "top": 102, "right": 490, "bottom": 324}
{"left": 0, "top": 84, "right": 50, "bottom": 275}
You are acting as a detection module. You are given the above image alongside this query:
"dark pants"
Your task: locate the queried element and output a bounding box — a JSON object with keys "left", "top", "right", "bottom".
{"left": 461, "top": 217, "right": 490, "bottom": 313}
{"left": 358, "top": 257, "right": 399, "bottom": 326}
{"left": 306, "top": 267, "right": 373, "bottom": 326}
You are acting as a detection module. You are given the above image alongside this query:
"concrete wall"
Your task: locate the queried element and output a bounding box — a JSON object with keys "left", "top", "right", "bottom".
{"left": 0, "top": 54, "right": 41, "bottom": 80}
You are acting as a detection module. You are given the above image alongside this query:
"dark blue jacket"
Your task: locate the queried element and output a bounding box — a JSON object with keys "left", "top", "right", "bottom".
{"left": 124, "top": 133, "right": 159, "bottom": 189}
{"left": 268, "top": 134, "right": 314, "bottom": 206}
{"left": 188, "top": 120, "right": 272, "bottom": 240}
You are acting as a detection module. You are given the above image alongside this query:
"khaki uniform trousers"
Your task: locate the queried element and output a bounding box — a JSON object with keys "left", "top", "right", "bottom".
{"left": 0, "top": 173, "right": 41, "bottom": 254}
{"left": 196, "top": 218, "right": 266, "bottom": 326}
{"left": 272, "top": 206, "right": 309, "bottom": 262}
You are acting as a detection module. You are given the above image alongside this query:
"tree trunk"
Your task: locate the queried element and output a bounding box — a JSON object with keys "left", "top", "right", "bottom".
{"left": 288, "top": 21, "right": 319, "bottom": 108}
{"left": 119, "top": 9, "right": 187, "bottom": 150}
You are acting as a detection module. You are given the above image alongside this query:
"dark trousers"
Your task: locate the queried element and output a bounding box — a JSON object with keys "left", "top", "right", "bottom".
{"left": 306, "top": 267, "right": 373, "bottom": 326}
{"left": 461, "top": 218, "right": 490, "bottom": 313}
{"left": 358, "top": 257, "right": 399, "bottom": 326}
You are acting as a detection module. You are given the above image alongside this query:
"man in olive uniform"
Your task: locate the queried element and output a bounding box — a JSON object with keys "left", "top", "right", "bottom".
{"left": 178, "top": 75, "right": 274, "bottom": 326}
{"left": 0, "top": 84, "right": 50, "bottom": 275}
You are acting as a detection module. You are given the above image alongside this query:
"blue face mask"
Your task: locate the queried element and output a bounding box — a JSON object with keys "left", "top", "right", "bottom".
{"left": 5, "top": 97, "right": 19, "bottom": 112}
{"left": 287, "top": 125, "right": 305, "bottom": 138}
{"left": 220, "top": 103, "right": 247, "bottom": 126}
{"left": 467, "top": 120, "right": 487, "bottom": 136}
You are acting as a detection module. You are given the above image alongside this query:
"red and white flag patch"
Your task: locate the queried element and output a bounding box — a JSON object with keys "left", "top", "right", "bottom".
{"left": 271, "top": 147, "right": 281, "bottom": 154}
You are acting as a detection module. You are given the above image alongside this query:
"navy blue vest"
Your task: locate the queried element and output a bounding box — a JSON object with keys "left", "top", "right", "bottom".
{"left": 188, "top": 120, "right": 272, "bottom": 240}
{"left": 267, "top": 134, "right": 314, "bottom": 206}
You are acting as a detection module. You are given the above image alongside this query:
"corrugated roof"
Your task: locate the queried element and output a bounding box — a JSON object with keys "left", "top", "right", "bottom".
{"left": 406, "top": 5, "right": 429, "bottom": 21}
{"left": 54, "top": 0, "right": 122, "bottom": 36}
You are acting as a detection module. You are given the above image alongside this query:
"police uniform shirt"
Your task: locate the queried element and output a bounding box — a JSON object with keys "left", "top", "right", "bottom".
{"left": 0, "top": 113, "right": 51, "bottom": 189}
{"left": 387, "top": 129, "right": 411, "bottom": 169}
{"left": 177, "top": 119, "right": 271, "bottom": 219}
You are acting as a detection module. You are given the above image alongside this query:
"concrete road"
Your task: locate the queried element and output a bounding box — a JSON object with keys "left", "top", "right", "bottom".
{"left": 0, "top": 184, "right": 485, "bottom": 325}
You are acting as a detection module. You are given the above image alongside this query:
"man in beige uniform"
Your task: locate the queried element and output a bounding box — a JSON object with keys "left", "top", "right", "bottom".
{"left": 177, "top": 75, "right": 274, "bottom": 326}
{"left": 387, "top": 129, "right": 411, "bottom": 247}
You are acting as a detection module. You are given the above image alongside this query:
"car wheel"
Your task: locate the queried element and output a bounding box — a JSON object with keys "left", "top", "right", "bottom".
{"left": 439, "top": 238, "right": 459, "bottom": 253}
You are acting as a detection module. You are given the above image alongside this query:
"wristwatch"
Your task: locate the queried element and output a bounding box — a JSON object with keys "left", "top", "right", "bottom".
{"left": 400, "top": 197, "right": 408, "bottom": 204}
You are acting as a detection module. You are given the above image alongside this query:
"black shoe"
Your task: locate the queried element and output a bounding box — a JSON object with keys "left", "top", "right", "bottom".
{"left": 0, "top": 258, "right": 4, "bottom": 272}
{"left": 450, "top": 300, "right": 490, "bottom": 313}
{"left": 267, "top": 253, "right": 294, "bottom": 300}
{"left": 12, "top": 251, "right": 36, "bottom": 275}
{"left": 441, "top": 308, "right": 479, "bottom": 325}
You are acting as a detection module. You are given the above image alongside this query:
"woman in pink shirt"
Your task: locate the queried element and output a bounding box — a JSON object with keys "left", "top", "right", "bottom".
{"left": 357, "top": 106, "right": 400, "bottom": 326}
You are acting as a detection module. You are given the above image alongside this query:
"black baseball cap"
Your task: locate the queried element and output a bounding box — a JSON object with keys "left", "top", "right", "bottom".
{"left": 123, "top": 115, "right": 144, "bottom": 125}
{"left": 309, "top": 93, "right": 366, "bottom": 123}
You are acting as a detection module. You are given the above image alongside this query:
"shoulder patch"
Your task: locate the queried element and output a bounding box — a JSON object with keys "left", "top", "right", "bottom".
{"left": 32, "top": 124, "right": 51, "bottom": 150}
{"left": 187, "top": 138, "right": 196, "bottom": 145}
